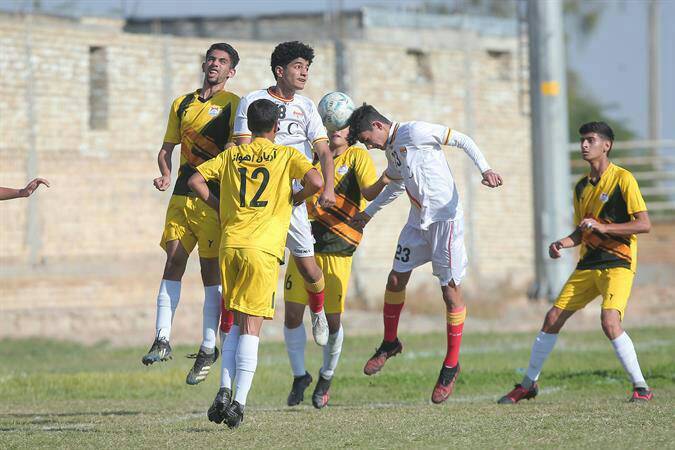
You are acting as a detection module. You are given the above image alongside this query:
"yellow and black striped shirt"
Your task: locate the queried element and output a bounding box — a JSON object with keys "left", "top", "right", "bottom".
{"left": 574, "top": 163, "right": 647, "bottom": 272}
{"left": 163, "top": 89, "right": 240, "bottom": 197}
{"left": 307, "top": 146, "right": 377, "bottom": 256}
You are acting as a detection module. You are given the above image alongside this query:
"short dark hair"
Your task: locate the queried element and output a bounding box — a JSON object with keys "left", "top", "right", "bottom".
{"left": 206, "top": 43, "right": 240, "bottom": 69}
{"left": 270, "top": 41, "right": 314, "bottom": 78}
{"left": 579, "top": 121, "right": 614, "bottom": 141}
{"left": 248, "top": 99, "right": 280, "bottom": 133}
{"left": 579, "top": 121, "right": 614, "bottom": 153}
{"left": 347, "top": 104, "right": 391, "bottom": 145}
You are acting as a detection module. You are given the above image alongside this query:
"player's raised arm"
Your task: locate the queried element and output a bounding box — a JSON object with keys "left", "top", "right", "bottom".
{"left": 444, "top": 129, "right": 503, "bottom": 188}
{"left": 154, "top": 142, "right": 175, "bottom": 191}
{"left": 313, "top": 140, "right": 335, "bottom": 207}
{"left": 0, "top": 178, "right": 50, "bottom": 201}
{"left": 361, "top": 171, "right": 391, "bottom": 201}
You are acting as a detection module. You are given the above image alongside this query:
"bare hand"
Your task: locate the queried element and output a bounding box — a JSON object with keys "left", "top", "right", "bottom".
{"left": 380, "top": 171, "right": 392, "bottom": 185}
{"left": 153, "top": 175, "right": 171, "bottom": 191}
{"left": 579, "top": 218, "right": 606, "bottom": 234}
{"left": 350, "top": 211, "right": 372, "bottom": 231}
{"left": 548, "top": 241, "right": 564, "bottom": 259}
{"left": 20, "top": 178, "right": 50, "bottom": 197}
{"left": 318, "top": 189, "right": 336, "bottom": 208}
{"left": 481, "top": 170, "right": 503, "bottom": 188}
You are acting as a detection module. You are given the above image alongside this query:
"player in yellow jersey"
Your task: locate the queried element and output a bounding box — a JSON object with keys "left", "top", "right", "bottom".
{"left": 188, "top": 99, "right": 322, "bottom": 428}
{"left": 234, "top": 42, "right": 336, "bottom": 347}
{"left": 142, "top": 43, "right": 240, "bottom": 387}
{"left": 499, "top": 122, "right": 653, "bottom": 404}
{"left": 283, "top": 126, "right": 391, "bottom": 408}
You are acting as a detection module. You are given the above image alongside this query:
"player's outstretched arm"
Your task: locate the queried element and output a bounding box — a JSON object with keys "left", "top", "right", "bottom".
{"left": 361, "top": 171, "right": 392, "bottom": 201}
{"left": 351, "top": 176, "right": 405, "bottom": 230}
{"left": 0, "top": 178, "right": 50, "bottom": 201}
{"left": 187, "top": 172, "right": 219, "bottom": 213}
{"left": 549, "top": 228, "right": 582, "bottom": 259}
{"left": 154, "top": 142, "right": 175, "bottom": 191}
{"left": 313, "top": 140, "right": 336, "bottom": 208}
{"left": 293, "top": 168, "right": 323, "bottom": 205}
{"left": 447, "top": 131, "right": 503, "bottom": 188}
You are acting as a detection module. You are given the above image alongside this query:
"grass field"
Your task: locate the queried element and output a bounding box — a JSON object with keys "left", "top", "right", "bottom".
{"left": 1, "top": 327, "right": 673, "bottom": 448}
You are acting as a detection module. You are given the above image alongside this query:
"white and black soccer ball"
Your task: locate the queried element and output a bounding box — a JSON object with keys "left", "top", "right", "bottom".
{"left": 318, "top": 91, "right": 355, "bottom": 132}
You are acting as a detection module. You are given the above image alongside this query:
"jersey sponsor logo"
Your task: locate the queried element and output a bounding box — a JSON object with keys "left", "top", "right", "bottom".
{"left": 208, "top": 239, "right": 214, "bottom": 247}
{"left": 292, "top": 108, "right": 304, "bottom": 118}
{"left": 208, "top": 106, "right": 221, "bottom": 117}
{"left": 600, "top": 192, "right": 609, "bottom": 203}
{"left": 337, "top": 165, "right": 349, "bottom": 175}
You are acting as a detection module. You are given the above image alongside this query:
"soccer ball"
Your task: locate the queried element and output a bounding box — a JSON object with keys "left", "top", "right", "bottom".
{"left": 318, "top": 91, "right": 355, "bottom": 132}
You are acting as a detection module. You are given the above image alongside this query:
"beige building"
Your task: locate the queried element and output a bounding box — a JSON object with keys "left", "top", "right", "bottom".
{"left": 0, "top": 8, "right": 533, "bottom": 343}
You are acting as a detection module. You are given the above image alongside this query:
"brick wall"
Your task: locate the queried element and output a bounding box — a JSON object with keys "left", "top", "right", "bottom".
{"left": 0, "top": 12, "right": 533, "bottom": 342}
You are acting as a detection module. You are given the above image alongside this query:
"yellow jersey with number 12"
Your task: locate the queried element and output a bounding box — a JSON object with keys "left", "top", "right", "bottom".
{"left": 196, "top": 137, "right": 314, "bottom": 261}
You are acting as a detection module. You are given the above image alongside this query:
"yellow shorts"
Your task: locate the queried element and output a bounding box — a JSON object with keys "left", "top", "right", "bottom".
{"left": 554, "top": 268, "right": 634, "bottom": 320}
{"left": 160, "top": 195, "right": 220, "bottom": 258}
{"left": 284, "top": 254, "right": 353, "bottom": 314}
{"left": 221, "top": 247, "right": 279, "bottom": 319}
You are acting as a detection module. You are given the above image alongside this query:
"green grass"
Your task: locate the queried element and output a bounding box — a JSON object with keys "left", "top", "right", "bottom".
{"left": 1, "top": 327, "right": 673, "bottom": 448}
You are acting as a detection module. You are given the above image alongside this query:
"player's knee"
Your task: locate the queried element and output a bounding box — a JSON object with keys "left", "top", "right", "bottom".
{"left": 542, "top": 308, "right": 565, "bottom": 333}
{"left": 163, "top": 255, "right": 187, "bottom": 279}
{"left": 600, "top": 311, "right": 622, "bottom": 339}
{"left": 284, "top": 304, "right": 304, "bottom": 328}
{"left": 386, "top": 271, "right": 408, "bottom": 292}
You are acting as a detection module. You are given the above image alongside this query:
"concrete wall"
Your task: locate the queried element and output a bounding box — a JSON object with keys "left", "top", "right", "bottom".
{"left": 0, "top": 12, "right": 533, "bottom": 343}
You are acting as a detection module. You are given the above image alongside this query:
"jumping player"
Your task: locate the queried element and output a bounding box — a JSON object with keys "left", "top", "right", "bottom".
{"left": 142, "top": 43, "right": 240, "bottom": 387}
{"left": 190, "top": 99, "right": 322, "bottom": 428}
{"left": 348, "top": 104, "right": 503, "bottom": 404}
{"left": 498, "top": 122, "right": 653, "bottom": 404}
{"left": 283, "top": 126, "right": 390, "bottom": 408}
{"left": 233, "top": 41, "right": 335, "bottom": 348}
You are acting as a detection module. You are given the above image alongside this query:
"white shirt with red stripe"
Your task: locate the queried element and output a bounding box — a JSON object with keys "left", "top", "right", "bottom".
{"left": 364, "top": 121, "right": 491, "bottom": 230}
{"left": 233, "top": 88, "right": 329, "bottom": 161}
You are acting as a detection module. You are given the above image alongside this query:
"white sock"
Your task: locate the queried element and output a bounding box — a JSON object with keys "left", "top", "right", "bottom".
{"left": 234, "top": 334, "right": 259, "bottom": 406}
{"left": 321, "top": 325, "right": 344, "bottom": 379}
{"left": 155, "top": 279, "right": 181, "bottom": 340}
{"left": 611, "top": 331, "right": 648, "bottom": 389}
{"left": 201, "top": 285, "right": 221, "bottom": 351}
{"left": 220, "top": 325, "right": 239, "bottom": 390}
{"left": 523, "top": 331, "right": 558, "bottom": 388}
{"left": 284, "top": 324, "right": 307, "bottom": 377}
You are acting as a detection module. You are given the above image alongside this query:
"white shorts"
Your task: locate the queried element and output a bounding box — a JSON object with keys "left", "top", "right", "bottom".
{"left": 392, "top": 219, "right": 468, "bottom": 286}
{"left": 286, "top": 202, "right": 315, "bottom": 258}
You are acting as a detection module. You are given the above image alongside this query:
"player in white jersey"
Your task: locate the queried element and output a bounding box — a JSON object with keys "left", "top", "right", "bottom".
{"left": 348, "top": 104, "right": 503, "bottom": 404}
{"left": 233, "top": 44, "right": 335, "bottom": 395}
